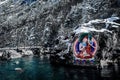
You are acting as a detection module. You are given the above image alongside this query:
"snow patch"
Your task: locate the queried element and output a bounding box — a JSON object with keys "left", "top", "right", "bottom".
{"left": 74, "top": 26, "right": 112, "bottom": 34}
{"left": 0, "top": 0, "right": 9, "bottom": 5}
{"left": 112, "top": 25, "right": 119, "bottom": 28}
{"left": 74, "top": 17, "right": 120, "bottom": 34}
{"left": 22, "top": 49, "right": 33, "bottom": 56}
{"left": 8, "top": 50, "right": 22, "bottom": 59}
{"left": 0, "top": 52, "right": 3, "bottom": 56}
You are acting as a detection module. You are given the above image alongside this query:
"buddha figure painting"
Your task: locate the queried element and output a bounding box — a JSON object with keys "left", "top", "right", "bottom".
{"left": 73, "top": 33, "right": 98, "bottom": 60}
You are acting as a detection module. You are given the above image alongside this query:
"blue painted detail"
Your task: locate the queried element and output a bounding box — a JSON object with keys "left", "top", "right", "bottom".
{"left": 90, "top": 60, "right": 94, "bottom": 62}
{"left": 82, "top": 60, "right": 86, "bottom": 63}
{"left": 91, "top": 42, "right": 95, "bottom": 53}
{"left": 75, "top": 42, "right": 81, "bottom": 54}
{"left": 82, "top": 42, "right": 87, "bottom": 47}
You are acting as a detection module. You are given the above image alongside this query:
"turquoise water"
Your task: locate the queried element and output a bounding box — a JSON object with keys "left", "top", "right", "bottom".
{"left": 0, "top": 56, "right": 119, "bottom": 80}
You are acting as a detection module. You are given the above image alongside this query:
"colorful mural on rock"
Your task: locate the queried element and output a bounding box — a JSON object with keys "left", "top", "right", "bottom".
{"left": 73, "top": 33, "right": 98, "bottom": 61}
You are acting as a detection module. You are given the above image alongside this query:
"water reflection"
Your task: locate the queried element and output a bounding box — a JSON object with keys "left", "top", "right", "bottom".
{"left": 64, "top": 66, "right": 120, "bottom": 80}
{"left": 63, "top": 68, "right": 101, "bottom": 80}
{"left": 0, "top": 57, "right": 119, "bottom": 80}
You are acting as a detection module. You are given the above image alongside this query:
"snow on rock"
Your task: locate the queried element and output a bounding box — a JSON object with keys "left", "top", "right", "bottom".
{"left": 74, "top": 17, "right": 120, "bottom": 34}
{"left": 100, "top": 59, "right": 113, "bottom": 68}
{"left": 0, "top": 0, "right": 9, "bottom": 5}
{"left": 74, "top": 26, "right": 112, "bottom": 34}
{"left": 105, "top": 17, "right": 119, "bottom": 22}
{"left": 0, "top": 49, "right": 33, "bottom": 59}
{"left": 0, "top": 52, "right": 3, "bottom": 56}
{"left": 100, "top": 60, "right": 108, "bottom": 68}
{"left": 8, "top": 50, "right": 22, "bottom": 59}
{"left": 22, "top": 49, "right": 33, "bottom": 56}
{"left": 112, "top": 25, "right": 119, "bottom": 28}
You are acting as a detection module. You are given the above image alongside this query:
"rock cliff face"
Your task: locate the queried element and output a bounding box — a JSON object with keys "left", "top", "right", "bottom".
{"left": 0, "top": 0, "right": 120, "bottom": 61}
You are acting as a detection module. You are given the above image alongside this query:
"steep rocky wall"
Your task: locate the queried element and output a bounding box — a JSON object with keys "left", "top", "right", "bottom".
{"left": 0, "top": 0, "right": 120, "bottom": 60}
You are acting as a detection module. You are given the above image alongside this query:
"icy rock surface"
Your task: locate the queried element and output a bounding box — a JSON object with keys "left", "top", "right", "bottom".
{"left": 0, "top": 49, "right": 33, "bottom": 59}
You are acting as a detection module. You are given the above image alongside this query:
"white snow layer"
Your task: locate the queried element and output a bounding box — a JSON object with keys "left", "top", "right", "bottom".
{"left": 74, "top": 17, "right": 120, "bottom": 34}
{"left": 74, "top": 26, "right": 112, "bottom": 34}
{"left": 0, "top": 49, "right": 34, "bottom": 59}
{"left": 22, "top": 49, "right": 33, "bottom": 56}
{"left": 8, "top": 50, "right": 22, "bottom": 59}
{"left": 0, "top": 0, "right": 9, "bottom": 5}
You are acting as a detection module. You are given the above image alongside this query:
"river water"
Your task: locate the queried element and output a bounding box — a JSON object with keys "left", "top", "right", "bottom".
{"left": 0, "top": 56, "right": 119, "bottom": 80}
